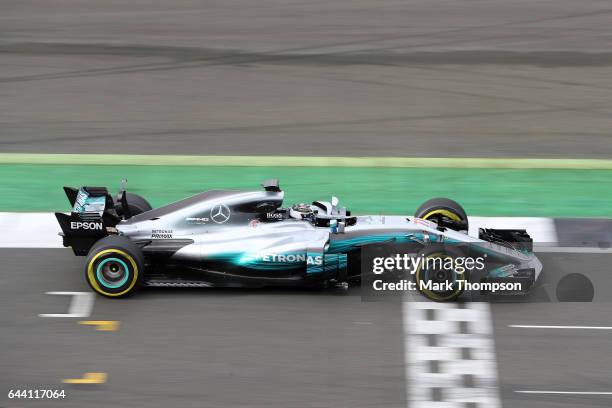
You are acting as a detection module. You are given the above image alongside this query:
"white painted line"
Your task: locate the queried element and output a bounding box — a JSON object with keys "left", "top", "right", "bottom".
{"left": 516, "top": 391, "right": 612, "bottom": 395}
{"left": 404, "top": 301, "right": 501, "bottom": 408}
{"left": 509, "top": 325, "right": 612, "bottom": 330}
{"left": 0, "top": 212, "right": 63, "bottom": 248}
{"left": 533, "top": 246, "right": 612, "bottom": 254}
{"left": 39, "top": 291, "right": 94, "bottom": 318}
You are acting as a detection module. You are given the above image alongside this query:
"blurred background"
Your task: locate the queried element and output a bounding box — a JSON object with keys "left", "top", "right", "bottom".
{"left": 1, "top": 0, "right": 612, "bottom": 217}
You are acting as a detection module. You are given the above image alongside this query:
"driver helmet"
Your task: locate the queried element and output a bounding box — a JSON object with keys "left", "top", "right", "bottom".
{"left": 289, "top": 203, "right": 313, "bottom": 219}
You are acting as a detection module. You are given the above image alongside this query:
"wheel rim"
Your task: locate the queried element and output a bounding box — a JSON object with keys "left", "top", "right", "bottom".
{"left": 87, "top": 249, "right": 140, "bottom": 297}
{"left": 416, "top": 253, "right": 463, "bottom": 301}
{"left": 96, "top": 257, "right": 130, "bottom": 289}
{"left": 421, "top": 209, "right": 462, "bottom": 224}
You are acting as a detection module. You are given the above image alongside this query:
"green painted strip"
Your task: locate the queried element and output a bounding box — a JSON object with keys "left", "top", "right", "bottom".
{"left": 2, "top": 164, "right": 611, "bottom": 217}
{"left": 1, "top": 153, "right": 612, "bottom": 170}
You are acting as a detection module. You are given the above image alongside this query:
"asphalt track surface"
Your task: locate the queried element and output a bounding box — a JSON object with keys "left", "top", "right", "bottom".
{"left": 2, "top": 249, "right": 612, "bottom": 408}
{"left": 2, "top": 0, "right": 612, "bottom": 158}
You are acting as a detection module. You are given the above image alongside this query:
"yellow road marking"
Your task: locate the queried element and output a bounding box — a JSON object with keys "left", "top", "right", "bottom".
{"left": 62, "top": 372, "right": 107, "bottom": 384}
{"left": 78, "top": 320, "right": 120, "bottom": 331}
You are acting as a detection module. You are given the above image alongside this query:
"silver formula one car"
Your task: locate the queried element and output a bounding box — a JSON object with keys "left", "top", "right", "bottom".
{"left": 56, "top": 179, "right": 542, "bottom": 300}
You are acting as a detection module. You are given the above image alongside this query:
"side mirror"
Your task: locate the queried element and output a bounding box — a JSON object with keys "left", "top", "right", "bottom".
{"left": 329, "top": 219, "right": 345, "bottom": 234}
{"left": 331, "top": 196, "right": 339, "bottom": 207}
{"left": 337, "top": 221, "right": 345, "bottom": 233}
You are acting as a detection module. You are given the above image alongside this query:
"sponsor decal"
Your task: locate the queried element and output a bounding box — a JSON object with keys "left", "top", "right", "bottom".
{"left": 70, "top": 221, "right": 103, "bottom": 230}
{"left": 308, "top": 255, "right": 324, "bottom": 266}
{"left": 185, "top": 217, "right": 209, "bottom": 224}
{"left": 266, "top": 212, "right": 283, "bottom": 220}
{"left": 151, "top": 229, "right": 173, "bottom": 239}
{"left": 210, "top": 204, "right": 231, "bottom": 224}
{"left": 255, "top": 252, "right": 323, "bottom": 265}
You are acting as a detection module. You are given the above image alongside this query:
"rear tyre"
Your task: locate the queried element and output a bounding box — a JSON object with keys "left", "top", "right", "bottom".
{"left": 85, "top": 235, "right": 144, "bottom": 298}
{"left": 414, "top": 197, "right": 468, "bottom": 232}
{"left": 115, "top": 192, "right": 152, "bottom": 217}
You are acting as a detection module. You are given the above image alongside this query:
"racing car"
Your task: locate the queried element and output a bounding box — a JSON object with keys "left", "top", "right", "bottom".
{"left": 55, "top": 179, "right": 542, "bottom": 300}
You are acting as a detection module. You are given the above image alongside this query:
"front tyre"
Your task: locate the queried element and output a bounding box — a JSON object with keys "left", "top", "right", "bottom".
{"left": 414, "top": 245, "right": 468, "bottom": 302}
{"left": 85, "top": 236, "right": 144, "bottom": 298}
{"left": 414, "top": 197, "right": 468, "bottom": 233}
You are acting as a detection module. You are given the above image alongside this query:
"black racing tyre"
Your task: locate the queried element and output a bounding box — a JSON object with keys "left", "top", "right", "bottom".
{"left": 115, "top": 192, "right": 152, "bottom": 217}
{"left": 556, "top": 273, "right": 595, "bottom": 302}
{"left": 414, "top": 245, "right": 468, "bottom": 302}
{"left": 414, "top": 197, "right": 468, "bottom": 232}
{"left": 85, "top": 235, "right": 144, "bottom": 298}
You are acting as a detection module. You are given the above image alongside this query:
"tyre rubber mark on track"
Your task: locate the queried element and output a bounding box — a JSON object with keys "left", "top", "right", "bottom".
{"left": 404, "top": 301, "right": 501, "bottom": 408}
{"left": 38, "top": 291, "right": 94, "bottom": 318}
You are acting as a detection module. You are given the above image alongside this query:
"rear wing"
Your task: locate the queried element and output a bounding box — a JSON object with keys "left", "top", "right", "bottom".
{"left": 55, "top": 186, "right": 122, "bottom": 255}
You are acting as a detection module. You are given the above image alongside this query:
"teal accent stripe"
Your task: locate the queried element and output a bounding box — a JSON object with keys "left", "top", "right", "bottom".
{"left": 328, "top": 233, "right": 421, "bottom": 253}
{"left": 210, "top": 251, "right": 307, "bottom": 271}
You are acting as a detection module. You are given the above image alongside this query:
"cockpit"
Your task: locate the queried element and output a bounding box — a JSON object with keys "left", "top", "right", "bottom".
{"left": 259, "top": 179, "right": 357, "bottom": 229}
{"left": 286, "top": 199, "right": 355, "bottom": 227}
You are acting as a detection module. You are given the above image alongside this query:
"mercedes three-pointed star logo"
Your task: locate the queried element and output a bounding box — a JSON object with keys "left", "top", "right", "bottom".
{"left": 210, "top": 203, "right": 231, "bottom": 224}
